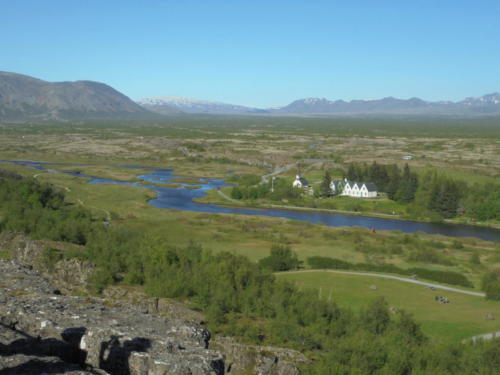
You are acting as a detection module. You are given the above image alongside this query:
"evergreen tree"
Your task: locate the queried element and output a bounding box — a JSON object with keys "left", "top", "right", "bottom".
{"left": 386, "top": 164, "right": 401, "bottom": 200}
{"left": 441, "top": 179, "right": 460, "bottom": 217}
{"left": 396, "top": 164, "right": 418, "bottom": 203}
{"left": 368, "top": 161, "right": 388, "bottom": 191}
{"left": 319, "top": 170, "right": 332, "bottom": 197}
{"left": 346, "top": 163, "right": 357, "bottom": 180}
{"left": 231, "top": 186, "right": 243, "bottom": 199}
{"left": 428, "top": 177, "right": 460, "bottom": 218}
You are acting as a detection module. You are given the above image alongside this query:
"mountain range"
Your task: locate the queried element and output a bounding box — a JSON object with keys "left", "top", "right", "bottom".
{"left": 0, "top": 71, "right": 162, "bottom": 122}
{"left": 138, "top": 94, "right": 500, "bottom": 116}
{"left": 137, "top": 96, "right": 263, "bottom": 115}
{"left": 1, "top": 71, "right": 499, "bottom": 121}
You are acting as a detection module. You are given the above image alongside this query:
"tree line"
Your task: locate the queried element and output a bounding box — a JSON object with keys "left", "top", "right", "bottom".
{"left": 329, "top": 162, "right": 498, "bottom": 220}
{"left": 0, "top": 170, "right": 99, "bottom": 245}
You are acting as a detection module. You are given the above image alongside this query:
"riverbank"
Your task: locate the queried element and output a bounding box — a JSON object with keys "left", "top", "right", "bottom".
{"left": 196, "top": 188, "right": 500, "bottom": 231}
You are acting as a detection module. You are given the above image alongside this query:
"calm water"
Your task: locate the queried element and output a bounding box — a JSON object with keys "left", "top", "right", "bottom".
{"left": 2, "top": 160, "right": 499, "bottom": 241}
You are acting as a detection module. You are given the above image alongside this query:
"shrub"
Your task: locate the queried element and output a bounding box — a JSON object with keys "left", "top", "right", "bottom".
{"left": 307, "top": 256, "right": 350, "bottom": 269}
{"left": 408, "top": 268, "right": 472, "bottom": 288}
{"left": 40, "top": 247, "right": 63, "bottom": 270}
{"left": 481, "top": 272, "right": 500, "bottom": 300}
{"left": 470, "top": 253, "right": 481, "bottom": 265}
{"left": 259, "top": 244, "right": 301, "bottom": 271}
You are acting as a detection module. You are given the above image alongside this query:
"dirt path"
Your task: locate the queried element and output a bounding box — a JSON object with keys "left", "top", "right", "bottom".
{"left": 77, "top": 199, "right": 111, "bottom": 221}
{"left": 277, "top": 269, "right": 485, "bottom": 297}
{"left": 261, "top": 163, "right": 296, "bottom": 184}
{"left": 216, "top": 189, "right": 242, "bottom": 204}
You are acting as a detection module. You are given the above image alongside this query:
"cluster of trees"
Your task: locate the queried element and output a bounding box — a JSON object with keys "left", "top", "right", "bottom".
{"left": 344, "top": 162, "right": 418, "bottom": 202}
{"left": 230, "top": 174, "right": 301, "bottom": 201}
{"left": 228, "top": 165, "right": 499, "bottom": 222}
{"left": 462, "top": 183, "right": 500, "bottom": 221}
{"left": 0, "top": 170, "right": 99, "bottom": 245}
{"left": 2, "top": 170, "right": 499, "bottom": 374}
{"left": 482, "top": 272, "right": 500, "bottom": 300}
{"left": 86, "top": 236, "right": 497, "bottom": 374}
{"left": 258, "top": 244, "right": 302, "bottom": 271}
{"left": 342, "top": 162, "right": 499, "bottom": 220}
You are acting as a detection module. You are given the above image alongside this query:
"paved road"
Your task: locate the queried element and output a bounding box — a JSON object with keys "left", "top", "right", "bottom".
{"left": 278, "top": 269, "right": 485, "bottom": 297}
{"left": 261, "top": 164, "right": 296, "bottom": 184}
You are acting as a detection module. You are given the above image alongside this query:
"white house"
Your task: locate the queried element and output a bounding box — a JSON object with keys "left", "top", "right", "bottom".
{"left": 293, "top": 175, "right": 310, "bottom": 189}
{"left": 292, "top": 175, "right": 314, "bottom": 195}
{"left": 331, "top": 178, "right": 377, "bottom": 198}
{"left": 329, "top": 179, "right": 345, "bottom": 195}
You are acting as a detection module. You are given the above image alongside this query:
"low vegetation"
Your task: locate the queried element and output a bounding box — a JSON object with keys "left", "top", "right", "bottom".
{"left": 1, "top": 116, "right": 499, "bottom": 374}
{"left": 1, "top": 170, "right": 499, "bottom": 374}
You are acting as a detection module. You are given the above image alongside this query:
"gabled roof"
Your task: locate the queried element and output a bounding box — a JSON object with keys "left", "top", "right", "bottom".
{"left": 364, "top": 182, "right": 377, "bottom": 192}
{"left": 297, "top": 177, "right": 309, "bottom": 186}
{"left": 343, "top": 180, "right": 377, "bottom": 192}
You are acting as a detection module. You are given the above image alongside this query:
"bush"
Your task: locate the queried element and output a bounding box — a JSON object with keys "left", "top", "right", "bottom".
{"left": 407, "top": 248, "right": 453, "bottom": 266}
{"left": 307, "top": 256, "right": 350, "bottom": 269}
{"left": 0, "top": 171, "right": 99, "bottom": 245}
{"left": 470, "top": 253, "right": 481, "bottom": 265}
{"left": 40, "top": 247, "right": 63, "bottom": 270}
{"left": 259, "top": 244, "right": 301, "bottom": 271}
{"left": 482, "top": 272, "right": 500, "bottom": 300}
{"left": 408, "top": 268, "right": 472, "bottom": 288}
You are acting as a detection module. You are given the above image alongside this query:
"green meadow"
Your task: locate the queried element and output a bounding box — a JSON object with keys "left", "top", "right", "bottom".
{"left": 276, "top": 271, "right": 500, "bottom": 343}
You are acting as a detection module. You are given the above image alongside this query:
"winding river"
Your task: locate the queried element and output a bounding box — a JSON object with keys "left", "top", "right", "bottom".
{"left": 3, "top": 160, "right": 499, "bottom": 241}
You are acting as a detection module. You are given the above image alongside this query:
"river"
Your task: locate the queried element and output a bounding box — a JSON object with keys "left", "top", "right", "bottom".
{"left": 2, "top": 160, "right": 499, "bottom": 241}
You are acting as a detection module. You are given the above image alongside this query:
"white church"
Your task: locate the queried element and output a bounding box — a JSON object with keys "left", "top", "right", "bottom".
{"left": 293, "top": 175, "right": 377, "bottom": 198}
{"left": 292, "top": 175, "right": 314, "bottom": 195}
{"left": 330, "top": 179, "right": 378, "bottom": 198}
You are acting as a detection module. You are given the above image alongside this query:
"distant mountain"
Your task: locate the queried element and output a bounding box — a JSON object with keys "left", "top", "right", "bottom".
{"left": 137, "top": 93, "right": 500, "bottom": 116}
{"left": 0, "top": 71, "right": 158, "bottom": 122}
{"left": 137, "top": 96, "right": 264, "bottom": 114}
{"left": 270, "top": 94, "right": 500, "bottom": 115}
{"left": 4, "top": 71, "right": 497, "bottom": 121}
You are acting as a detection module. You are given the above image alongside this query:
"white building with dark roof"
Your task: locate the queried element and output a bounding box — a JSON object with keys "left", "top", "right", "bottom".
{"left": 330, "top": 178, "right": 377, "bottom": 198}
{"left": 293, "top": 175, "right": 310, "bottom": 189}
{"left": 292, "top": 175, "right": 314, "bottom": 195}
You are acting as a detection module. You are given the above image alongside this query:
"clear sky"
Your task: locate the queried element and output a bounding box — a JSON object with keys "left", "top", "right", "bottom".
{"left": 2, "top": 1, "right": 499, "bottom": 107}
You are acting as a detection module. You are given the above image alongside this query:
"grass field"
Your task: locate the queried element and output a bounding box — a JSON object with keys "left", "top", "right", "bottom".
{"left": 1, "top": 118, "right": 499, "bottom": 350}
{"left": 276, "top": 271, "right": 500, "bottom": 343}
{"left": 2, "top": 160, "right": 498, "bottom": 288}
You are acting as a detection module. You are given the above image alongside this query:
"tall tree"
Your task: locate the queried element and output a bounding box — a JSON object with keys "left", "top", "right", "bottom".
{"left": 319, "top": 170, "right": 332, "bottom": 197}
{"left": 386, "top": 164, "right": 401, "bottom": 200}
{"left": 396, "top": 164, "right": 418, "bottom": 203}
{"left": 368, "top": 161, "right": 388, "bottom": 191}
{"left": 428, "top": 177, "right": 460, "bottom": 218}
{"left": 346, "top": 163, "right": 357, "bottom": 180}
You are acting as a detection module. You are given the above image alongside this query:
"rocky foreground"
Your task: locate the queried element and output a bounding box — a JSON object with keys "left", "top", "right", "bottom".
{"left": 0, "top": 258, "right": 224, "bottom": 374}
{"left": 0, "top": 233, "right": 305, "bottom": 374}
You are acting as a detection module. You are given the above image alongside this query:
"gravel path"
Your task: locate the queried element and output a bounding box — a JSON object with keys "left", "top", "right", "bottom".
{"left": 278, "top": 269, "right": 485, "bottom": 297}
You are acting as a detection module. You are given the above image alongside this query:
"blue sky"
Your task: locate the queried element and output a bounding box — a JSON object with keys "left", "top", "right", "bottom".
{"left": 2, "top": 1, "right": 499, "bottom": 107}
